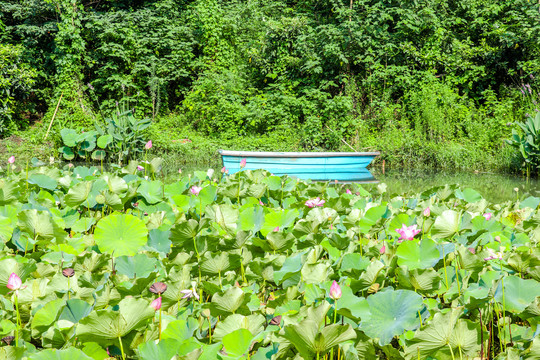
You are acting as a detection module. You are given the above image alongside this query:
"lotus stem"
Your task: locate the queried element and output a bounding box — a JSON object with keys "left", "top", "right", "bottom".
{"left": 316, "top": 351, "right": 320, "bottom": 360}
{"left": 330, "top": 300, "right": 338, "bottom": 359}
{"left": 118, "top": 335, "right": 126, "bottom": 360}
{"left": 208, "top": 316, "right": 212, "bottom": 343}
{"left": 67, "top": 277, "right": 70, "bottom": 300}
{"left": 159, "top": 307, "right": 162, "bottom": 341}
{"left": 442, "top": 245, "right": 449, "bottom": 291}
{"left": 500, "top": 259, "right": 507, "bottom": 350}
{"left": 454, "top": 263, "right": 461, "bottom": 296}
{"left": 14, "top": 292, "right": 20, "bottom": 347}
{"left": 447, "top": 343, "right": 456, "bottom": 360}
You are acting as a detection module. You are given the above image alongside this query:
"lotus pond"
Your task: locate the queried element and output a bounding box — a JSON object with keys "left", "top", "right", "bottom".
{"left": 0, "top": 162, "right": 539, "bottom": 360}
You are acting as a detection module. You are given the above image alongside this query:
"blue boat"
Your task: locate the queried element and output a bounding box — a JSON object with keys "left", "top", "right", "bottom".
{"left": 219, "top": 150, "right": 380, "bottom": 182}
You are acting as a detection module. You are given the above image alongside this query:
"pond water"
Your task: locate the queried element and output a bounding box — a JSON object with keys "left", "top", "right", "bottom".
{"left": 163, "top": 162, "right": 537, "bottom": 204}
{"left": 366, "top": 169, "right": 539, "bottom": 203}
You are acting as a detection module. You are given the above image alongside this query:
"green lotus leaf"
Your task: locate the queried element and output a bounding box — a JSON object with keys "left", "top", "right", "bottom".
{"left": 97, "top": 134, "right": 113, "bottom": 149}
{"left": 360, "top": 289, "right": 423, "bottom": 345}
{"left": 28, "top": 174, "right": 58, "bottom": 191}
{"left": 205, "top": 204, "right": 238, "bottom": 233}
{"left": 358, "top": 205, "right": 388, "bottom": 233}
{"left": 31, "top": 298, "right": 65, "bottom": 333}
{"left": 404, "top": 309, "right": 481, "bottom": 360}
{"left": 222, "top": 328, "right": 253, "bottom": 359}
{"left": 261, "top": 208, "right": 299, "bottom": 236}
{"left": 18, "top": 209, "right": 65, "bottom": 243}
{"left": 59, "top": 299, "right": 93, "bottom": 324}
{"left": 495, "top": 276, "right": 540, "bottom": 313}
{"left": 201, "top": 252, "right": 241, "bottom": 275}
{"left": 162, "top": 318, "right": 199, "bottom": 342}
{"left": 213, "top": 314, "right": 265, "bottom": 341}
{"left": 64, "top": 181, "right": 93, "bottom": 207}
{"left": 0, "top": 179, "right": 19, "bottom": 205}
{"left": 28, "top": 347, "right": 93, "bottom": 360}
{"left": 115, "top": 254, "right": 158, "bottom": 279}
{"left": 60, "top": 128, "right": 78, "bottom": 147}
{"left": 210, "top": 287, "right": 250, "bottom": 316}
{"left": 76, "top": 297, "right": 154, "bottom": 342}
{"left": 94, "top": 213, "right": 148, "bottom": 257}
{"left": 59, "top": 146, "right": 75, "bottom": 160}
{"left": 137, "top": 180, "right": 163, "bottom": 204}
{"left": 274, "top": 252, "right": 303, "bottom": 285}
{"left": 146, "top": 228, "right": 171, "bottom": 254}
{"left": 139, "top": 338, "right": 181, "bottom": 360}
{"left": 238, "top": 206, "right": 264, "bottom": 233}
{"left": 396, "top": 238, "right": 440, "bottom": 270}
{"left": 431, "top": 210, "right": 460, "bottom": 239}
{"left": 455, "top": 188, "right": 483, "bottom": 203}
{"left": 91, "top": 150, "right": 106, "bottom": 161}
{"left": 0, "top": 215, "right": 14, "bottom": 243}
{"left": 81, "top": 342, "right": 109, "bottom": 360}
{"left": 283, "top": 320, "right": 356, "bottom": 359}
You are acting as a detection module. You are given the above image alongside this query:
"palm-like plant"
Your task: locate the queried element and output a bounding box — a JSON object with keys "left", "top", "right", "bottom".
{"left": 506, "top": 111, "right": 540, "bottom": 177}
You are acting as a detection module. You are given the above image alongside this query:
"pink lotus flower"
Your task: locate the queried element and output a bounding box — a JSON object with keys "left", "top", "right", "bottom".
{"left": 178, "top": 168, "right": 182, "bottom": 174}
{"left": 180, "top": 289, "right": 200, "bottom": 300}
{"left": 305, "top": 197, "right": 325, "bottom": 208}
{"left": 483, "top": 213, "right": 492, "bottom": 221}
{"left": 7, "top": 156, "right": 14, "bottom": 164}
{"left": 145, "top": 140, "right": 152, "bottom": 150}
{"left": 137, "top": 165, "right": 144, "bottom": 171}
{"left": 190, "top": 186, "right": 202, "bottom": 196}
{"left": 259, "top": 200, "right": 264, "bottom": 206}
{"left": 329, "top": 281, "right": 342, "bottom": 300}
{"left": 346, "top": 189, "right": 352, "bottom": 194}
{"left": 273, "top": 226, "right": 280, "bottom": 232}
{"left": 395, "top": 224, "right": 421, "bottom": 242}
{"left": 380, "top": 244, "right": 386, "bottom": 254}
{"left": 221, "top": 166, "right": 228, "bottom": 174}
{"left": 423, "top": 207, "right": 430, "bottom": 217}
{"left": 151, "top": 297, "right": 162, "bottom": 311}
{"left": 7, "top": 273, "right": 22, "bottom": 291}
{"left": 240, "top": 158, "right": 247, "bottom": 169}
{"left": 468, "top": 247, "right": 476, "bottom": 254}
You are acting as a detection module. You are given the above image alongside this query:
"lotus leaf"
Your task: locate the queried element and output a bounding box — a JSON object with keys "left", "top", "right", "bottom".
{"left": 94, "top": 213, "right": 148, "bottom": 257}
{"left": 360, "top": 289, "right": 423, "bottom": 345}
{"left": 76, "top": 297, "right": 154, "bottom": 342}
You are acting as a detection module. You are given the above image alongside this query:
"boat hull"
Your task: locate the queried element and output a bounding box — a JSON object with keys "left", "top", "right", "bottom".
{"left": 219, "top": 150, "right": 379, "bottom": 182}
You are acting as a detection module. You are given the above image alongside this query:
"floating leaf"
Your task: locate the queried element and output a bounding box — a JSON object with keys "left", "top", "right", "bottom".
{"left": 94, "top": 213, "right": 148, "bottom": 257}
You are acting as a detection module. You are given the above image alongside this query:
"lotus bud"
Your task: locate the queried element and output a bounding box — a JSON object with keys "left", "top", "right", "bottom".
{"left": 145, "top": 140, "right": 152, "bottom": 150}
{"left": 149, "top": 282, "right": 167, "bottom": 295}
{"left": 7, "top": 156, "right": 14, "bottom": 164}
{"left": 151, "top": 297, "right": 162, "bottom": 311}
{"left": 494, "top": 236, "right": 501, "bottom": 243}
{"left": 240, "top": 158, "right": 247, "bottom": 169}
{"left": 7, "top": 273, "right": 22, "bottom": 291}
{"left": 514, "top": 188, "right": 519, "bottom": 192}
{"left": 270, "top": 315, "right": 282, "bottom": 326}
{"left": 273, "top": 226, "right": 280, "bottom": 232}
{"left": 483, "top": 213, "right": 492, "bottom": 221}
{"left": 2, "top": 336, "right": 14, "bottom": 345}
{"left": 62, "top": 268, "right": 75, "bottom": 278}
{"left": 329, "top": 281, "right": 342, "bottom": 300}
{"left": 380, "top": 244, "right": 386, "bottom": 254}
{"left": 423, "top": 207, "right": 430, "bottom": 217}
{"left": 221, "top": 166, "right": 227, "bottom": 173}
{"left": 137, "top": 165, "right": 144, "bottom": 171}
{"left": 346, "top": 189, "right": 352, "bottom": 194}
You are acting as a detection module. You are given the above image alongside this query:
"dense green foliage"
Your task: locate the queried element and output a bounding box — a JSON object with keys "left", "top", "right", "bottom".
{"left": 0, "top": 165, "right": 539, "bottom": 358}
{"left": 1, "top": 0, "right": 540, "bottom": 169}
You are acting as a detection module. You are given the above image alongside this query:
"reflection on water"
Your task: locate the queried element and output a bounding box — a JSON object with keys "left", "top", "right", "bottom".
{"left": 366, "top": 169, "right": 538, "bottom": 203}
{"left": 158, "top": 162, "right": 536, "bottom": 204}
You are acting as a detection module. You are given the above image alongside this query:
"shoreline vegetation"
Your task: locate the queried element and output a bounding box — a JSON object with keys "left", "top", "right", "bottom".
{"left": 1, "top": 0, "right": 539, "bottom": 175}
